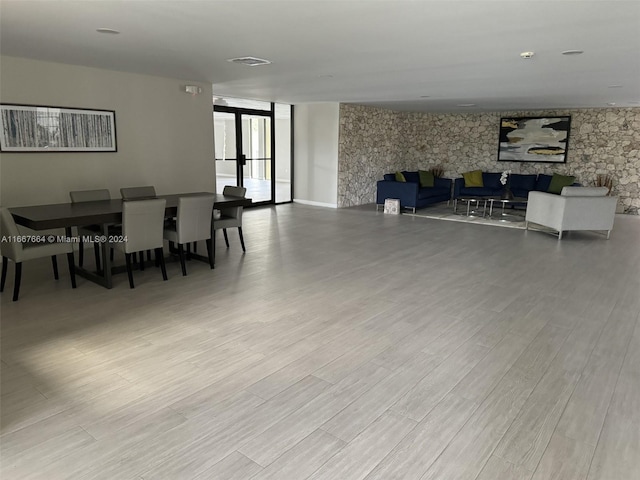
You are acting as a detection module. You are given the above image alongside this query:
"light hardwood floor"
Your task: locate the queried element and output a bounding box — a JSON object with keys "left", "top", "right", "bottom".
{"left": 1, "top": 204, "right": 639, "bottom": 480}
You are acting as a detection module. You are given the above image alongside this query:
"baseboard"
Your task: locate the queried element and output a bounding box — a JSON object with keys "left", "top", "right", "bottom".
{"left": 293, "top": 199, "right": 338, "bottom": 209}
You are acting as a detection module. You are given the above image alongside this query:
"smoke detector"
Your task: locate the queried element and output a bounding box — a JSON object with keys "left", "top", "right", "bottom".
{"left": 227, "top": 56, "right": 272, "bottom": 66}
{"left": 520, "top": 51, "right": 535, "bottom": 59}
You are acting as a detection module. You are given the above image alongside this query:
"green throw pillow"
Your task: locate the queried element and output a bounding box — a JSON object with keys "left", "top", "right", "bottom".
{"left": 395, "top": 171, "right": 407, "bottom": 182}
{"left": 463, "top": 170, "right": 483, "bottom": 187}
{"left": 547, "top": 173, "right": 575, "bottom": 194}
{"left": 418, "top": 170, "right": 435, "bottom": 187}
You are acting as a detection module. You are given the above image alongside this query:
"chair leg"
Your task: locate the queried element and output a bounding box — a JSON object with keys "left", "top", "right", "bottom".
{"left": 223, "top": 229, "right": 229, "bottom": 248}
{"left": 94, "top": 243, "right": 101, "bottom": 272}
{"left": 607, "top": 230, "right": 611, "bottom": 240}
{"left": 205, "top": 238, "right": 214, "bottom": 269}
{"left": 1, "top": 256, "right": 8, "bottom": 292}
{"left": 238, "top": 227, "right": 246, "bottom": 252}
{"left": 78, "top": 240, "right": 85, "bottom": 267}
{"left": 186, "top": 243, "right": 192, "bottom": 260}
{"left": 125, "top": 253, "right": 135, "bottom": 289}
{"left": 13, "top": 262, "right": 22, "bottom": 301}
{"left": 212, "top": 231, "right": 216, "bottom": 268}
{"left": 67, "top": 252, "right": 77, "bottom": 289}
{"left": 139, "top": 251, "right": 145, "bottom": 271}
{"left": 193, "top": 242, "right": 198, "bottom": 254}
{"left": 156, "top": 248, "right": 168, "bottom": 281}
{"left": 51, "top": 255, "right": 59, "bottom": 280}
{"left": 178, "top": 244, "right": 187, "bottom": 276}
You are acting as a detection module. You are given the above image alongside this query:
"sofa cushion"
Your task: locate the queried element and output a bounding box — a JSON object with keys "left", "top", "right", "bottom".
{"left": 402, "top": 171, "right": 420, "bottom": 184}
{"left": 548, "top": 173, "right": 576, "bottom": 194}
{"left": 463, "top": 170, "right": 483, "bottom": 187}
{"left": 509, "top": 174, "right": 537, "bottom": 192}
{"left": 418, "top": 187, "right": 450, "bottom": 199}
{"left": 482, "top": 172, "right": 502, "bottom": 190}
{"left": 395, "top": 171, "right": 406, "bottom": 182}
{"left": 419, "top": 170, "right": 435, "bottom": 187}
{"left": 459, "top": 187, "right": 497, "bottom": 197}
{"left": 535, "top": 174, "right": 552, "bottom": 192}
{"left": 383, "top": 173, "right": 395, "bottom": 182}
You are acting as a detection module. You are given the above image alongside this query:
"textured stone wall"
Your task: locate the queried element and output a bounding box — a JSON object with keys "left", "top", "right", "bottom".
{"left": 338, "top": 104, "right": 640, "bottom": 214}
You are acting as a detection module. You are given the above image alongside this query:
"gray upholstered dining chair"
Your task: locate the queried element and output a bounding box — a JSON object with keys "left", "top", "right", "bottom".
{"left": 113, "top": 199, "right": 167, "bottom": 288}
{"left": 163, "top": 195, "right": 215, "bottom": 275}
{"left": 212, "top": 185, "right": 247, "bottom": 263}
{"left": 120, "top": 186, "right": 157, "bottom": 200}
{"left": 1, "top": 208, "right": 77, "bottom": 301}
{"left": 120, "top": 186, "right": 157, "bottom": 262}
{"left": 70, "top": 189, "right": 112, "bottom": 270}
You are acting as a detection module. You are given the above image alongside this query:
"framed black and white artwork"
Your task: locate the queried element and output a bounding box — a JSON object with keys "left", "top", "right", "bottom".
{"left": 0, "top": 104, "right": 117, "bottom": 152}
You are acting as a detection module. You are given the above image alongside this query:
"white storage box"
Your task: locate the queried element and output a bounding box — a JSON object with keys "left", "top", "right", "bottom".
{"left": 383, "top": 198, "right": 401, "bottom": 214}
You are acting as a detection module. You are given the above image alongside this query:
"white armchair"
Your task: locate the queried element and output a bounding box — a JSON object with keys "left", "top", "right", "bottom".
{"left": 525, "top": 187, "right": 617, "bottom": 240}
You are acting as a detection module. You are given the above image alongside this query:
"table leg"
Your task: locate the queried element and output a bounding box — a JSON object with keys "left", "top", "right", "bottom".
{"left": 466, "top": 201, "right": 471, "bottom": 216}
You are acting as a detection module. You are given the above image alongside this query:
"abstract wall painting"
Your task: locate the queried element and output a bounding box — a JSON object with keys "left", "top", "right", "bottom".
{"left": 0, "top": 104, "right": 117, "bottom": 152}
{"left": 498, "top": 116, "right": 571, "bottom": 163}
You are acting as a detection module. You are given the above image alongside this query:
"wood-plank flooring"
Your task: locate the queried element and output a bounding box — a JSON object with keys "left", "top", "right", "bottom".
{"left": 1, "top": 203, "right": 639, "bottom": 480}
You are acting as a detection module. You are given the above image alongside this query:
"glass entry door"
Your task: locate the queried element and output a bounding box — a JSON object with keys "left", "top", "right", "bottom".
{"left": 214, "top": 106, "right": 273, "bottom": 205}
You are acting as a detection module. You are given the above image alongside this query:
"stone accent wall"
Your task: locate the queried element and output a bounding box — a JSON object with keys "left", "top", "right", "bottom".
{"left": 338, "top": 104, "right": 640, "bottom": 214}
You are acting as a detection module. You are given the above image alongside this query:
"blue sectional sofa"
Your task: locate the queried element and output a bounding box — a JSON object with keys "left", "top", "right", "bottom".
{"left": 453, "top": 173, "right": 578, "bottom": 199}
{"left": 376, "top": 171, "right": 452, "bottom": 212}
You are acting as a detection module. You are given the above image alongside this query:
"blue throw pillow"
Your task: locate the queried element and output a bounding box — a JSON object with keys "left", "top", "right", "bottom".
{"left": 403, "top": 171, "right": 420, "bottom": 184}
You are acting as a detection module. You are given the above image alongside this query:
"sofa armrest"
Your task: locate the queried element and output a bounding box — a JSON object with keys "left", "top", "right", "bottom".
{"left": 453, "top": 178, "right": 465, "bottom": 198}
{"left": 376, "top": 180, "right": 419, "bottom": 208}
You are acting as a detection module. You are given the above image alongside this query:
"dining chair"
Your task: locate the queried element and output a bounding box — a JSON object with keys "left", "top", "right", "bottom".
{"left": 69, "top": 189, "right": 112, "bottom": 270}
{"left": 163, "top": 195, "right": 215, "bottom": 275}
{"left": 1, "top": 208, "right": 77, "bottom": 301}
{"left": 120, "top": 186, "right": 157, "bottom": 262}
{"left": 113, "top": 199, "right": 167, "bottom": 288}
{"left": 212, "top": 186, "right": 247, "bottom": 264}
{"left": 120, "top": 186, "right": 157, "bottom": 200}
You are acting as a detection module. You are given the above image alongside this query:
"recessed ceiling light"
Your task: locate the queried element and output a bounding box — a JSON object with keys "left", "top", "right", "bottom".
{"left": 607, "top": 102, "right": 616, "bottom": 106}
{"left": 227, "top": 56, "right": 272, "bottom": 66}
{"left": 562, "top": 50, "right": 584, "bottom": 55}
{"left": 457, "top": 103, "right": 476, "bottom": 107}
{"left": 608, "top": 84, "right": 623, "bottom": 88}
{"left": 520, "top": 52, "right": 535, "bottom": 59}
{"left": 96, "top": 28, "right": 120, "bottom": 34}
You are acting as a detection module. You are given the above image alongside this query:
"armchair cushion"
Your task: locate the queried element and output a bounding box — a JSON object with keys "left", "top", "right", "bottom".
{"left": 482, "top": 172, "right": 502, "bottom": 190}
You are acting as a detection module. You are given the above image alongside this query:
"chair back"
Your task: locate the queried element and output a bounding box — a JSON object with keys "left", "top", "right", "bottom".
{"left": 70, "top": 189, "right": 111, "bottom": 203}
{"left": 120, "top": 186, "right": 157, "bottom": 200}
{"left": 0, "top": 208, "right": 23, "bottom": 260}
{"left": 176, "top": 195, "right": 215, "bottom": 243}
{"left": 222, "top": 185, "right": 246, "bottom": 198}
{"left": 220, "top": 185, "right": 246, "bottom": 222}
{"left": 121, "top": 199, "right": 166, "bottom": 253}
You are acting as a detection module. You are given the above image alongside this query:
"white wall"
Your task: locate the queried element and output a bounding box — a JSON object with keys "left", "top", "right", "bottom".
{"left": 0, "top": 56, "right": 215, "bottom": 207}
{"left": 293, "top": 103, "right": 339, "bottom": 208}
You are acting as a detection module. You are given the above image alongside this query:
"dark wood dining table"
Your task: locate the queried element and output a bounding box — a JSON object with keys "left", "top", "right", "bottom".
{"left": 9, "top": 192, "right": 251, "bottom": 288}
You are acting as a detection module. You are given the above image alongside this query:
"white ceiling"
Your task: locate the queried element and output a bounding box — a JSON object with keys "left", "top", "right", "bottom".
{"left": 2, "top": 0, "right": 639, "bottom": 113}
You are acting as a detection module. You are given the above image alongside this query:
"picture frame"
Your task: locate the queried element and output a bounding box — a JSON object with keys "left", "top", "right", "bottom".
{"left": 0, "top": 104, "right": 117, "bottom": 152}
{"left": 498, "top": 116, "right": 571, "bottom": 163}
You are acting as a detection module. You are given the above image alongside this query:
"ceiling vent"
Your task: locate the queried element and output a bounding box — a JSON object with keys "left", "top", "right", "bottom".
{"left": 227, "top": 56, "right": 272, "bottom": 66}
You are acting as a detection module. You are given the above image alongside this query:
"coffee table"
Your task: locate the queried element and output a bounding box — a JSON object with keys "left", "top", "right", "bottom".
{"left": 453, "top": 196, "right": 489, "bottom": 217}
{"left": 487, "top": 197, "right": 528, "bottom": 220}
